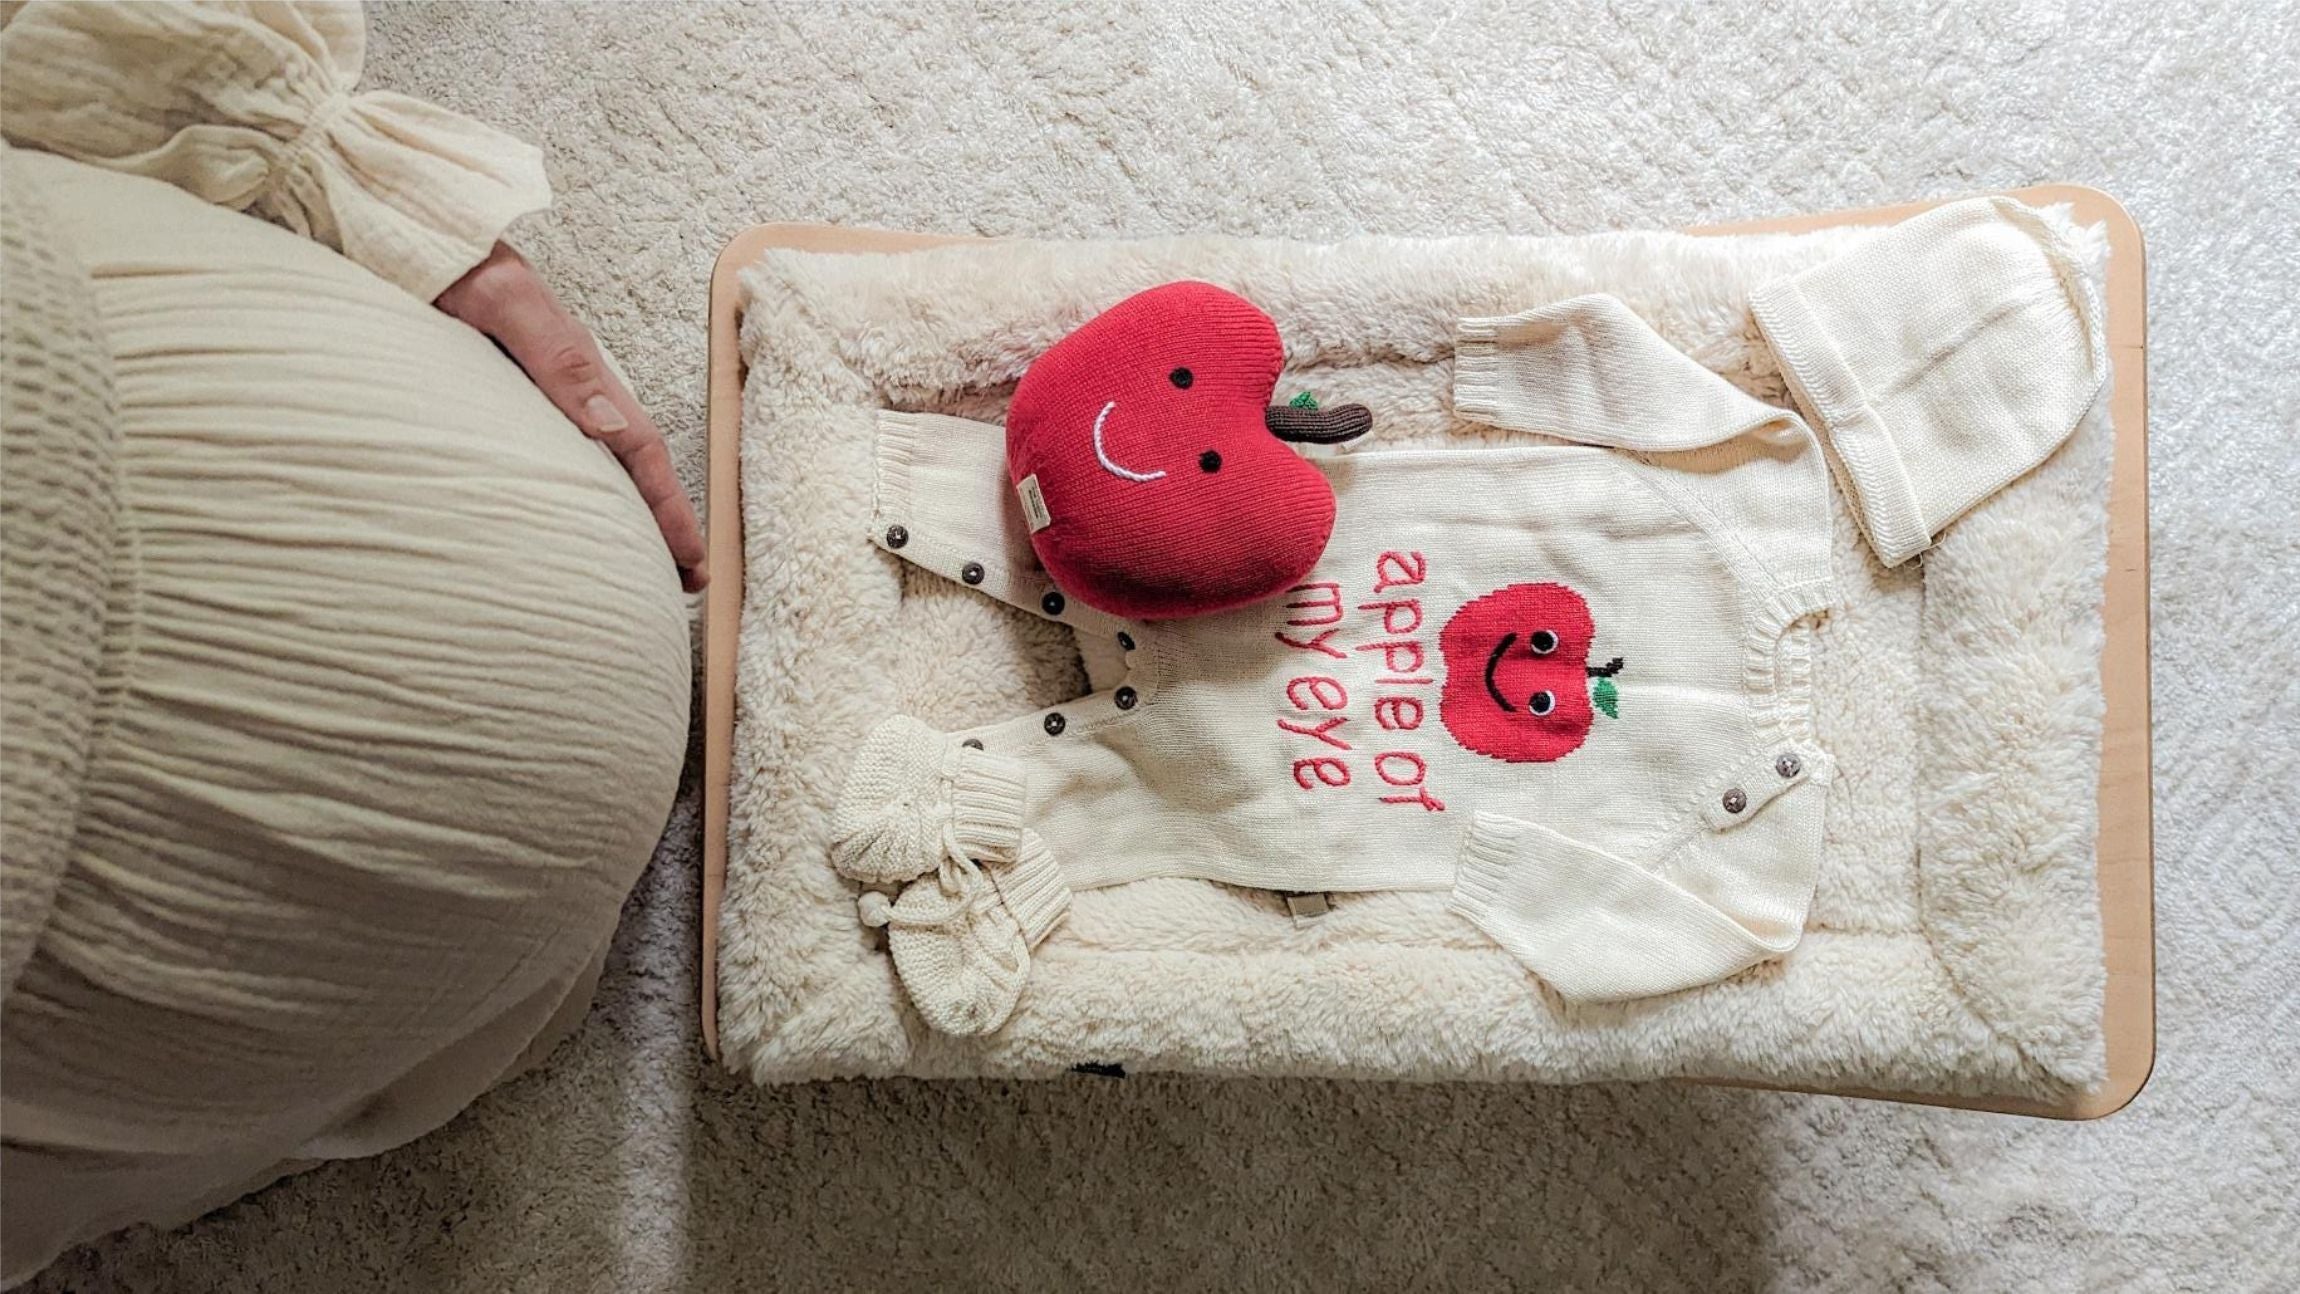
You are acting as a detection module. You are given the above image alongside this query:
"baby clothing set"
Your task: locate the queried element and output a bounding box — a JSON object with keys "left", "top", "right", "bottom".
{"left": 831, "top": 197, "right": 2108, "bottom": 1035}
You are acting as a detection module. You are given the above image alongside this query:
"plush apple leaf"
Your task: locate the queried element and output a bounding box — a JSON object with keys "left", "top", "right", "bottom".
{"left": 1593, "top": 676, "right": 1619, "bottom": 719}
{"left": 1288, "top": 390, "right": 1320, "bottom": 410}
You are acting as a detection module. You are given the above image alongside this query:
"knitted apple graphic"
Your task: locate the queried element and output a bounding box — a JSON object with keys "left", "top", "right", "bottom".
{"left": 1006, "top": 282, "right": 1372, "bottom": 621}
{"left": 1438, "top": 581, "right": 1623, "bottom": 763}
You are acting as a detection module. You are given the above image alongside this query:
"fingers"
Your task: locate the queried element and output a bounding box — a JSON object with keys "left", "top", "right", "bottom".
{"left": 530, "top": 320, "right": 711, "bottom": 591}
{"left": 442, "top": 245, "right": 707, "bottom": 590}
{"left": 619, "top": 433, "right": 711, "bottom": 591}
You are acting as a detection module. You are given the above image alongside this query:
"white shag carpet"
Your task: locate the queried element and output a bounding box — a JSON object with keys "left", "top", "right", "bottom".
{"left": 30, "top": 2, "right": 2298, "bottom": 1290}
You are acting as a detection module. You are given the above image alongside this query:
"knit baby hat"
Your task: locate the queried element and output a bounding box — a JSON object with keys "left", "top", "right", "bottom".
{"left": 1005, "top": 281, "right": 1371, "bottom": 620}
{"left": 1749, "top": 196, "right": 2108, "bottom": 567}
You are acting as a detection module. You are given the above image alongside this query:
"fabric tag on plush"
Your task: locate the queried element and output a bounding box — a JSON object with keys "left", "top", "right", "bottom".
{"left": 1016, "top": 474, "right": 1052, "bottom": 533}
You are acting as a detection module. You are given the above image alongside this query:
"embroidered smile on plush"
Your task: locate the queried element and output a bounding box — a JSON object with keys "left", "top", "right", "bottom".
{"left": 1004, "top": 281, "right": 1373, "bottom": 620}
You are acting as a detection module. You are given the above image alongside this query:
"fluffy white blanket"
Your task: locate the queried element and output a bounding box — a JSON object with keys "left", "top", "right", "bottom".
{"left": 722, "top": 222, "right": 2109, "bottom": 1101}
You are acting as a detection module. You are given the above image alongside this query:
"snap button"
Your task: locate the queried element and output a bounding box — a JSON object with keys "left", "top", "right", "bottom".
{"left": 1775, "top": 753, "right": 1802, "bottom": 779}
{"left": 1114, "top": 686, "right": 1138, "bottom": 710}
{"left": 961, "top": 738, "right": 984, "bottom": 750}
{"left": 1044, "top": 712, "right": 1066, "bottom": 736}
{"left": 1117, "top": 631, "right": 1136, "bottom": 652}
{"left": 884, "top": 524, "right": 909, "bottom": 549}
{"left": 1041, "top": 590, "right": 1066, "bottom": 617}
{"left": 961, "top": 561, "right": 985, "bottom": 585}
{"left": 1721, "top": 788, "right": 1748, "bottom": 815}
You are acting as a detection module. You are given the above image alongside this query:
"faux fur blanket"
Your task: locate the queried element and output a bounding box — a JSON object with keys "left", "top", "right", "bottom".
{"left": 722, "top": 223, "right": 2109, "bottom": 1101}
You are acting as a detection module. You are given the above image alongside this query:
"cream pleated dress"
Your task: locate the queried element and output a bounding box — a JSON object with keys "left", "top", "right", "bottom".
{"left": 0, "top": 3, "right": 689, "bottom": 1281}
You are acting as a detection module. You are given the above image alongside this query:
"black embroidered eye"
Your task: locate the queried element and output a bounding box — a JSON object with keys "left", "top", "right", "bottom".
{"left": 1199, "top": 450, "right": 1222, "bottom": 473}
{"left": 1169, "top": 367, "right": 1193, "bottom": 389}
{"left": 1529, "top": 629, "right": 1558, "bottom": 655}
{"left": 1528, "top": 690, "right": 1556, "bottom": 716}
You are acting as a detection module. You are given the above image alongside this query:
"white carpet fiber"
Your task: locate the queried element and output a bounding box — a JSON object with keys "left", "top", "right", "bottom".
{"left": 31, "top": 2, "right": 2299, "bottom": 1289}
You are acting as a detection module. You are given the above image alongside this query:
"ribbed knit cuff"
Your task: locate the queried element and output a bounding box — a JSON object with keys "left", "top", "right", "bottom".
{"left": 1450, "top": 812, "right": 1800, "bottom": 1004}
{"left": 990, "top": 831, "right": 1071, "bottom": 948}
{"left": 1450, "top": 314, "right": 1512, "bottom": 426}
{"left": 1750, "top": 277, "right": 1934, "bottom": 568}
{"left": 948, "top": 745, "right": 1028, "bottom": 864}
{"left": 870, "top": 409, "right": 923, "bottom": 548}
{"left": 1446, "top": 810, "right": 1525, "bottom": 934}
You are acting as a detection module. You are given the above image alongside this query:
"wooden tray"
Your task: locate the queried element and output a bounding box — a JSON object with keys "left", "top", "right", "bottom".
{"left": 700, "top": 190, "right": 2152, "bottom": 1118}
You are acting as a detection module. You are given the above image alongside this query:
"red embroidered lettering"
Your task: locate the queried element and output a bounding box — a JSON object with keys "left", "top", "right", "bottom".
{"left": 1356, "top": 639, "right": 1425, "bottom": 675}
{"left": 1272, "top": 551, "right": 1444, "bottom": 808}
{"left": 1282, "top": 582, "right": 1345, "bottom": 627}
{"left": 1373, "top": 551, "right": 1427, "bottom": 592}
{"left": 1373, "top": 697, "right": 1424, "bottom": 731}
{"left": 1276, "top": 628, "right": 1346, "bottom": 659}
{"left": 1374, "top": 751, "right": 1428, "bottom": 787}
{"left": 1285, "top": 676, "right": 1349, "bottom": 711}
{"left": 1278, "top": 716, "right": 1352, "bottom": 751}
{"left": 1358, "top": 598, "right": 1424, "bottom": 635}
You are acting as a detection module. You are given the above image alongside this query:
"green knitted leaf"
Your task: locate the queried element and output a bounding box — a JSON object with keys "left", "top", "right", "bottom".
{"left": 1592, "top": 676, "right": 1619, "bottom": 719}
{"left": 1288, "top": 390, "right": 1319, "bottom": 410}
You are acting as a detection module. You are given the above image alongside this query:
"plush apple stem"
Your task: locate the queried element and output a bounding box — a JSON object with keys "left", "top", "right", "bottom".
{"left": 1587, "top": 656, "right": 1624, "bottom": 679}
{"left": 1266, "top": 403, "right": 1372, "bottom": 444}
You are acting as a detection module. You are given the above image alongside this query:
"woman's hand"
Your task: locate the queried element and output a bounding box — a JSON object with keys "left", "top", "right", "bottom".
{"left": 436, "top": 243, "right": 707, "bottom": 591}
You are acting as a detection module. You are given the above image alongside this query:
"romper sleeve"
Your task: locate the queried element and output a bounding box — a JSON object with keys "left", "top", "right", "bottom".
{"left": 1454, "top": 294, "right": 1795, "bottom": 453}
{"left": 1452, "top": 295, "right": 1838, "bottom": 612}
{"left": 1450, "top": 761, "right": 1829, "bottom": 1005}
{"left": 872, "top": 411, "right": 1131, "bottom": 637}
{"left": 0, "top": 0, "right": 552, "bottom": 301}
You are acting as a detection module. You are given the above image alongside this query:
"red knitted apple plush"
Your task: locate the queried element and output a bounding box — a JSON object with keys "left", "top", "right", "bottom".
{"left": 1005, "top": 282, "right": 1371, "bottom": 620}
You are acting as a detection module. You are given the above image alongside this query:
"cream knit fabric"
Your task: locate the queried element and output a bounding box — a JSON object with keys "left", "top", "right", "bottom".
{"left": 1749, "top": 196, "right": 2109, "bottom": 567}
{"left": 0, "top": 0, "right": 552, "bottom": 301}
{"left": 842, "top": 295, "right": 1838, "bottom": 1028}
{"left": 829, "top": 715, "right": 1068, "bottom": 1035}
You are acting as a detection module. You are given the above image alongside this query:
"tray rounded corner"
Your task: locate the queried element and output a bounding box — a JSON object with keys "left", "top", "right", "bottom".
{"left": 2064, "top": 1033, "right": 2157, "bottom": 1122}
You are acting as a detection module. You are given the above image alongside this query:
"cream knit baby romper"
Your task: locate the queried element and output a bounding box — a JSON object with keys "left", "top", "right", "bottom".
{"left": 836, "top": 294, "right": 1838, "bottom": 1033}
{"left": 834, "top": 196, "right": 2108, "bottom": 1036}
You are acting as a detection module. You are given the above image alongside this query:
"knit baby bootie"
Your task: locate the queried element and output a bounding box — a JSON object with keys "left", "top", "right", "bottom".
{"left": 857, "top": 829, "right": 1071, "bottom": 1036}
{"left": 832, "top": 715, "right": 1069, "bottom": 1034}
{"left": 830, "top": 715, "right": 1027, "bottom": 884}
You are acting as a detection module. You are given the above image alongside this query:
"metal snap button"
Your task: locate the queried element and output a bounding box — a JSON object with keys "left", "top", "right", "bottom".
{"left": 1775, "top": 753, "right": 1803, "bottom": 779}
{"left": 961, "top": 738, "right": 984, "bottom": 750}
{"left": 884, "top": 524, "right": 909, "bottom": 549}
{"left": 961, "top": 561, "right": 986, "bottom": 585}
{"left": 1115, "top": 686, "right": 1138, "bottom": 710}
{"left": 1721, "top": 788, "right": 1748, "bottom": 815}
{"left": 1117, "top": 631, "right": 1136, "bottom": 652}
{"left": 1044, "top": 712, "right": 1066, "bottom": 736}
{"left": 1041, "top": 590, "right": 1066, "bottom": 617}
